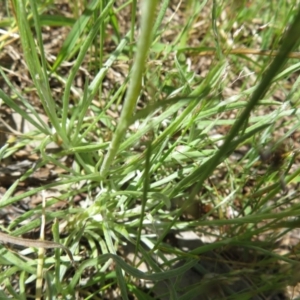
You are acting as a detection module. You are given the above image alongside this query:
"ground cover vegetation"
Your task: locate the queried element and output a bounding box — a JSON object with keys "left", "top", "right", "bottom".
{"left": 0, "top": 0, "right": 300, "bottom": 299}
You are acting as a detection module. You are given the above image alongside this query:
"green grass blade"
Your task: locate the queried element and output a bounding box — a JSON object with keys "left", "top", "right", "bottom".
{"left": 51, "top": 0, "right": 100, "bottom": 72}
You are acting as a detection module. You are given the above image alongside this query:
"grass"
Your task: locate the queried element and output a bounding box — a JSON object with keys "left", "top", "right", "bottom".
{"left": 0, "top": 0, "right": 300, "bottom": 299}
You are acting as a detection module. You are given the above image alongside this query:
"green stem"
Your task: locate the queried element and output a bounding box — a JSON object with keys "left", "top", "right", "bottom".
{"left": 100, "top": 0, "right": 158, "bottom": 178}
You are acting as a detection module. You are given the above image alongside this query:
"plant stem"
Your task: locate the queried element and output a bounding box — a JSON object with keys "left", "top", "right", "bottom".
{"left": 100, "top": 0, "right": 158, "bottom": 178}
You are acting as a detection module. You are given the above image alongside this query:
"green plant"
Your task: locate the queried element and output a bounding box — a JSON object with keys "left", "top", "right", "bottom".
{"left": 0, "top": 0, "right": 300, "bottom": 299}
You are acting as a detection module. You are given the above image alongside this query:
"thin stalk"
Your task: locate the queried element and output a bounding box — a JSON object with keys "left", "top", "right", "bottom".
{"left": 100, "top": 0, "right": 158, "bottom": 177}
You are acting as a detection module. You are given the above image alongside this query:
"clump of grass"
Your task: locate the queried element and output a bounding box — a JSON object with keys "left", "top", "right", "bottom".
{"left": 0, "top": 0, "right": 300, "bottom": 299}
